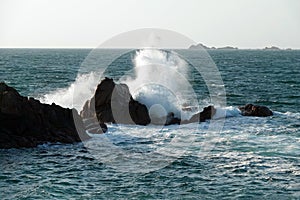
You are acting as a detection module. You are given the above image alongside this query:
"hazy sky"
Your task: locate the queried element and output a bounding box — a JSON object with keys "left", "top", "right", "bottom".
{"left": 1, "top": 0, "right": 300, "bottom": 48}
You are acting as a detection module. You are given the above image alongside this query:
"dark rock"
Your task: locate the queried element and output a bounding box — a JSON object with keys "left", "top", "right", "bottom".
{"left": 150, "top": 112, "right": 181, "bottom": 125}
{"left": 99, "top": 123, "right": 108, "bottom": 133}
{"left": 80, "top": 97, "right": 96, "bottom": 119}
{"left": 81, "top": 77, "right": 151, "bottom": 126}
{"left": 188, "top": 105, "right": 217, "bottom": 123}
{"left": 0, "top": 82, "right": 90, "bottom": 149}
{"left": 238, "top": 104, "right": 273, "bottom": 117}
{"left": 165, "top": 112, "right": 181, "bottom": 125}
{"left": 263, "top": 46, "right": 281, "bottom": 51}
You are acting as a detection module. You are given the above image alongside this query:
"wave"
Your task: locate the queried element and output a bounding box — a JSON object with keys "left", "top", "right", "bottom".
{"left": 40, "top": 72, "right": 100, "bottom": 111}
{"left": 274, "top": 111, "right": 300, "bottom": 119}
{"left": 39, "top": 49, "right": 198, "bottom": 118}
{"left": 38, "top": 49, "right": 285, "bottom": 123}
{"left": 122, "top": 49, "right": 198, "bottom": 120}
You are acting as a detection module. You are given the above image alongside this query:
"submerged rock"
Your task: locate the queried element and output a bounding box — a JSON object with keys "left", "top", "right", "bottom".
{"left": 187, "top": 105, "right": 217, "bottom": 123}
{"left": 0, "top": 82, "right": 90, "bottom": 149}
{"left": 238, "top": 104, "right": 273, "bottom": 117}
{"left": 165, "top": 112, "right": 181, "bottom": 125}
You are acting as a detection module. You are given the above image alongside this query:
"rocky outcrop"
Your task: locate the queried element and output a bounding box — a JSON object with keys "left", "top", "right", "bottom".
{"left": 81, "top": 78, "right": 184, "bottom": 127}
{"left": 0, "top": 82, "right": 90, "bottom": 149}
{"left": 0, "top": 79, "right": 275, "bottom": 149}
{"left": 186, "top": 105, "right": 217, "bottom": 123}
{"left": 238, "top": 104, "right": 273, "bottom": 117}
{"left": 187, "top": 104, "right": 273, "bottom": 122}
{"left": 81, "top": 77, "right": 151, "bottom": 127}
{"left": 81, "top": 78, "right": 274, "bottom": 130}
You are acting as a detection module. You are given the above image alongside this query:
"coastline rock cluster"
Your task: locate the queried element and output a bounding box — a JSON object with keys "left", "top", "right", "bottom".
{"left": 81, "top": 78, "right": 273, "bottom": 129}
{"left": 0, "top": 78, "right": 273, "bottom": 149}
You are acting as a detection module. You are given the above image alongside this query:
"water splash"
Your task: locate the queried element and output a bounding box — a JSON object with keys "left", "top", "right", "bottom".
{"left": 122, "top": 49, "right": 198, "bottom": 120}
{"left": 40, "top": 72, "right": 100, "bottom": 111}
{"left": 40, "top": 49, "right": 199, "bottom": 119}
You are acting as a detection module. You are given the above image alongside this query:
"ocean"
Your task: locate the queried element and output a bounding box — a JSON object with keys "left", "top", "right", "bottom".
{"left": 0, "top": 49, "right": 300, "bottom": 199}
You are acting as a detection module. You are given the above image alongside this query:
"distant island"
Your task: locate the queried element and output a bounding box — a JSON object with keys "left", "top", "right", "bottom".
{"left": 189, "top": 43, "right": 294, "bottom": 50}
{"left": 263, "top": 46, "right": 280, "bottom": 50}
{"left": 262, "top": 46, "right": 290, "bottom": 51}
{"left": 189, "top": 43, "right": 238, "bottom": 50}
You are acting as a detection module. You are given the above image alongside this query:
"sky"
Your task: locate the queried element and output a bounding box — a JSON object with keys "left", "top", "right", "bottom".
{"left": 1, "top": 0, "right": 300, "bottom": 49}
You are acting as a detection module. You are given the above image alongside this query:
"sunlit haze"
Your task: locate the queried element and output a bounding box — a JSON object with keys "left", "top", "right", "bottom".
{"left": 1, "top": 0, "right": 300, "bottom": 48}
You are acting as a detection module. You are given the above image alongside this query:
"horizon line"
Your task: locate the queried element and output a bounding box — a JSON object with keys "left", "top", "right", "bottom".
{"left": 0, "top": 46, "right": 299, "bottom": 50}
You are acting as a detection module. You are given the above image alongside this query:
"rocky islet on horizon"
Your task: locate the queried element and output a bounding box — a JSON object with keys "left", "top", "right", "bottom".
{"left": 189, "top": 43, "right": 293, "bottom": 50}
{"left": 189, "top": 43, "right": 238, "bottom": 50}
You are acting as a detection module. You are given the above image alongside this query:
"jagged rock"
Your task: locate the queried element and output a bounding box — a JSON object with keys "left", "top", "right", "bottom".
{"left": 80, "top": 97, "right": 96, "bottom": 119}
{"left": 0, "top": 82, "right": 90, "bottom": 149}
{"left": 81, "top": 77, "right": 151, "bottom": 126}
{"left": 238, "top": 104, "right": 273, "bottom": 117}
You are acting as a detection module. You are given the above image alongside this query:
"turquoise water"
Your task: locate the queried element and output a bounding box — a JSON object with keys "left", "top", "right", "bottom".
{"left": 0, "top": 49, "right": 300, "bottom": 199}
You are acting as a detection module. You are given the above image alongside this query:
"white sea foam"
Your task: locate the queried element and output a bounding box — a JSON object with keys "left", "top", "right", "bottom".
{"left": 276, "top": 111, "right": 300, "bottom": 118}
{"left": 212, "top": 106, "right": 242, "bottom": 120}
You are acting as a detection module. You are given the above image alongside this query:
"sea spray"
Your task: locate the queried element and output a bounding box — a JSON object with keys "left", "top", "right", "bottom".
{"left": 40, "top": 72, "right": 100, "bottom": 111}
{"left": 122, "top": 49, "right": 198, "bottom": 120}
{"left": 40, "top": 49, "right": 199, "bottom": 120}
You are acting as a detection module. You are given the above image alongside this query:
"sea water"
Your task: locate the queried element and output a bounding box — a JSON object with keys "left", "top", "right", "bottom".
{"left": 0, "top": 49, "right": 300, "bottom": 199}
